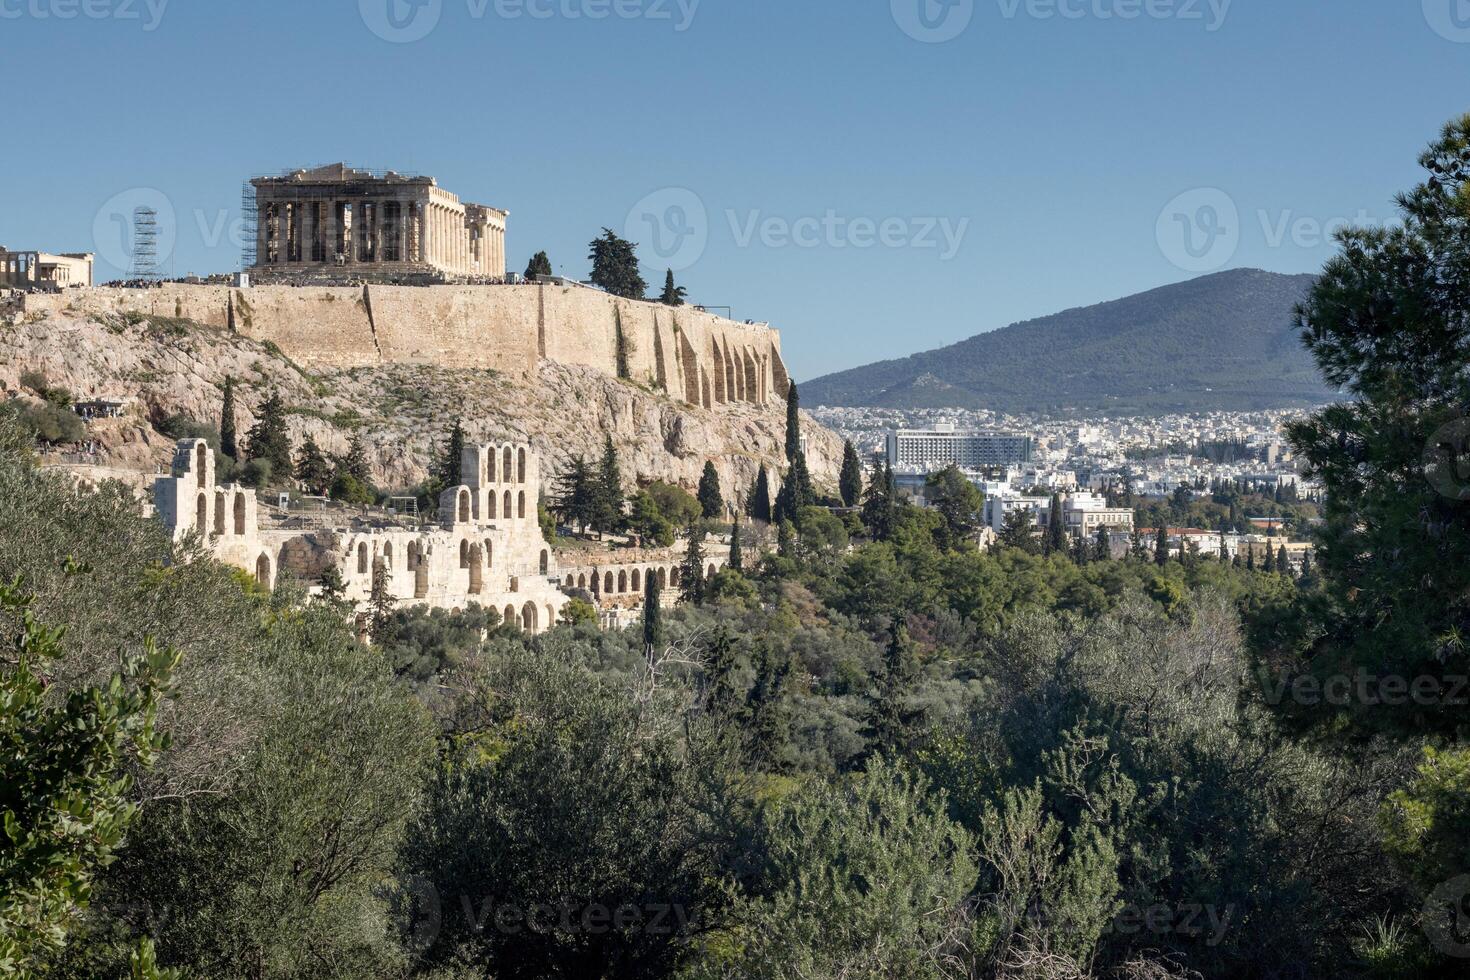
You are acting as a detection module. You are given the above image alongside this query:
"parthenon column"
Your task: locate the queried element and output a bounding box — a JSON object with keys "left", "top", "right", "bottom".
{"left": 255, "top": 203, "right": 270, "bottom": 266}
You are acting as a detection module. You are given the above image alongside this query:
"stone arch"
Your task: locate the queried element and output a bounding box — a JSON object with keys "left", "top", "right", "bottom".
{"left": 577, "top": 574, "right": 587, "bottom": 589}
{"left": 517, "top": 491, "right": 526, "bottom": 519}
{"left": 414, "top": 554, "right": 429, "bottom": 599}
{"left": 540, "top": 549, "right": 549, "bottom": 575}
{"left": 502, "top": 446, "right": 513, "bottom": 482}
{"left": 546, "top": 604, "right": 556, "bottom": 628}
{"left": 233, "top": 492, "right": 246, "bottom": 535}
{"left": 504, "top": 604, "right": 518, "bottom": 628}
{"left": 657, "top": 567, "right": 667, "bottom": 588}
{"left": 671, "top": 566, "right": 681, "bottom": 587}
{"left": 521, "top": 602, "right": 539, "bottom": 633}
{"left": 487, "top": 492, "right": 497, "bottom": 518}
{"left": 517, "top": 447, "right": 527, "bottom": 483}
{"left": 707, "top": 563, "right": 717, "bottom": 581}
{"left": 487, "top": 450, "right": 497, "bottom": 484}
{"left": 604, "top": 571, "right": 614, "bottom": 594}
{"left": 458, "top": 489, "right": 471, "bottom": 524}
{"left": 468, "top": 545, "right": 483, "bottom": 594}
{"left": 510, "top": 576, "right": 519, "bottom": 593}
{"left": 484, "top": 539, "right": 494, "bottom": 568}
{"left": 503, "top": 490, "right": 513, "bottom": 519}
{"left": 565, "top": 574, "right": 576, "bottom": 587}
{"left": 383, "top": 541, "right": 393, "bottom": 568}
{"left": 196, "top": 443, "right": 207, "bottom": 488}
{"left": 357, "top": 542, "right": 369, "bottom": 574}
{"left": 459, "top": 539, "right": 471, "bottom": 568}
{"left": 631, "top": 568, "right": 641, "bottom": 593}
{"left": 196, "top": 493, "right": 208, "bottom": 532}
{"left": 618, "top": 570, "right": 627, "bottom": 593}
{"left": 213, "top": 491, "right": 227, "bottom": 536}
{"left": 255, "top": 553, "right": 271, "bottom": 586}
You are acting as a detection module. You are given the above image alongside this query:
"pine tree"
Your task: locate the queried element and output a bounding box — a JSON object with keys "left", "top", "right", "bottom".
{"left": 523, "top": 250, "right": 552, "bottom": 282}
{"left": 595, "top": 436, "right": 624, "bottom": 535}
{"left": 552, "top": 455, "right": 598, "bottom": 534}
{"left": 728, "top": 515, "right": 744, "bottom": 573}
{"left": 245, "top": 391, "right": 292, "bottom": 477}
{"left": 294, "top": 436, "right": 333, "bottom": 495}
{"left": 1044, "top": 493, "right": 1067, "bottom": 556}
{"left": 784, "top": 382, "right": 801, "bottom": 463}
{"left": 659, "top": 269, "right": 687, "bottom": 306}
{"left": 587, "top": 228, "right": 646, "bottom": 299}
{"left": 680, "top": 523, "right": 707, "bottom": 606}
{"left": 999, "top": 508, "right": 1039, "bottom": 554}
{"left": 219, "top": 376, "right": 237, "bottom": 460}
{"left": 839, "top": 440, "right": 863, "bottom": 508}
{"left": 1154, "top": 523, "right": 1170, "bottom": 566}
{"left": 433, "top": 420, "right": 466, "bottom": 489}
{"left": 1093, "top": 524, "right": 1111, "bottom": 561}
{"left": 642, "top": 568, "right": 663, "bottom": 653}
{"left": 748, "top": 466, "right": 773, "bottom": 523}
{"left": 697, "top": 461, "right": 723, "bottom": 519}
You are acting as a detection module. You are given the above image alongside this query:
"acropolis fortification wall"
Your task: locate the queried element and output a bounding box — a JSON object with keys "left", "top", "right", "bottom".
{"left": 23, "top": 283, "right": 790, "bottom": 410}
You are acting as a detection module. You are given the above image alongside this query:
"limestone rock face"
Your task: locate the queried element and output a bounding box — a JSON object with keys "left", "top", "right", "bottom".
{"left": 0, "top": 309, "right": 842, "bottom": 505}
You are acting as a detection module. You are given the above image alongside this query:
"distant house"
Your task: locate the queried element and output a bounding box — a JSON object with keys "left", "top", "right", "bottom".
{"left": 0, "top": 247, "right": 94, "bottom": 290}
{"left": 73, "top": 397, "right": 130, "bottom": 420}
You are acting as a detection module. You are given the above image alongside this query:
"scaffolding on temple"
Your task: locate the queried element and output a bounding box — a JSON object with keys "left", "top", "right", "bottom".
{"left": 130, "top": 207, "right": 159, "bottom": 280}
{"left": 240, "top": 182, "right": 258, "bottom": 271}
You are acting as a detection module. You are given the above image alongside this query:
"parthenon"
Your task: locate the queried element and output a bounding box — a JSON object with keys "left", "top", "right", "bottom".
{"left": 249, "top": 164, "right": 507, "bottom": 281}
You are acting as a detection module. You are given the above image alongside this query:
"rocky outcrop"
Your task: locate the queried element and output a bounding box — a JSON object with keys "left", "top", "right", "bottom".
{"left": 0, "top": 308, "right": 841, "bottom": 504}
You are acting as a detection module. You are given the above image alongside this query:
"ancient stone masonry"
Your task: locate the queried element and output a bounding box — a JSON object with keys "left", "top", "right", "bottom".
{"left": 29, "top": 281, "right": 792, "bottom": 412}
{"left": 153, "top": 438, "right": 724, "bottom": 633}
{"left": 249, "top": 164, "right": 507, "bottom": 283}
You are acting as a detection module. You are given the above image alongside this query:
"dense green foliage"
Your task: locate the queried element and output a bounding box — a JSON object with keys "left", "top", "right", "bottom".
{"left": 587, "top": 229, "right": 646, "bottom": 300}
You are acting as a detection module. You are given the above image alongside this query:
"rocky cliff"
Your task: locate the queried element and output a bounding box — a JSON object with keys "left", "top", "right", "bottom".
{"left": 0, "top": 307, "right": 842, "bottom": 503}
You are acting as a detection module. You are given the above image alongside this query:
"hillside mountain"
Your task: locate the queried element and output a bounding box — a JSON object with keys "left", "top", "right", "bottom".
{"left": 805, "top": 269, "right": 1335, "bottom": 414}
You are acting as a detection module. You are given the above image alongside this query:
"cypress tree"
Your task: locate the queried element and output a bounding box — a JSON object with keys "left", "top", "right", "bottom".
{"left": 745, "top": 643, "right": 792, "bottom": 770}
{"left": 596, "top": 436, "right": 624, "bottom": 535}
{"left": 860, "top": 458, "right": 898, "bottom": 541}
{"left": 839, "top": 440, "right": 863, "bottom": 508}
{"left": 1276, "top": 544, "right": 1290, "bottom": 574}
{"left": 728, "top": 515, "right": 744, "bottom": 573}
{"left": 680, "top": 523, "right": 707, "bottom": 606}
{"left": 748, "top": 466, "right": 773, "bottom": 522}
{"left": 643, "top": 568, "right": 663, "bottom": 653}
{"left": 659, "top": 269, "right": 687, "bottom": 306}
{"left": 1154, "top": 523, "right": 1170, "bottom": 566}
{"left": 434, "top": 420, "right": 466, "bottom": 489}
{"left": 862, "top": 621, "right": 922, "bottom": 761}
{"left": 1093, "top": 524, "right": 1111, "bottom": 561}
{"left": 552, "top": 455, "right": 598, "bottom": 534}
{"left": 784, "top": 382, "right": 801, "bottom": 463}
{"left": 703, "top": 625, "right": 742, "bottom": 716}
{"left": 368, "top": 560, "right": 396, "bottom": 644}
{"left": 697, "top": 461, "right": 723, "bottom": 519}
{"left": 219, "top": 376, "right": 237, "bottom": 460}
{"left": 1044, "top": 493, "right": 1067, "bottom": 556}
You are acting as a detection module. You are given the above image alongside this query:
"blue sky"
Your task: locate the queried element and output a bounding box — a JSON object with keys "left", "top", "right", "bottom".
{"left": 2, "top": 0, "right": 1466, "bottom": 383}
